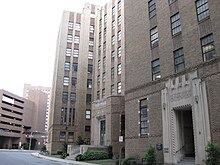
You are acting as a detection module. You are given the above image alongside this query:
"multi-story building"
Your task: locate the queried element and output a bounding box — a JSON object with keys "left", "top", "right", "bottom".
{"left": 91, "top": 0, "right": 125, "bottom": 157}
{"left": 124, "top": 0, "right": 220, "bottom": 164}
{"left": 0, "top": 89, "right": 45, "bottom": 149}
{"left": 48, "top": 3, "right": 100, "bottom": 154}
{"left": 23, "top": 84, "right": 51, "bottom": 131}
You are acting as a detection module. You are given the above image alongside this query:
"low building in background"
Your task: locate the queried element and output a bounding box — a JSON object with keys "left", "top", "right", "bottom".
{"left": 0, "top": 89, "right": 48, "bottom": 149}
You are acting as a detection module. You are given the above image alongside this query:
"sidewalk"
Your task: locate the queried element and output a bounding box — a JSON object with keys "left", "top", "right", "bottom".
{"left": 31, "top": 153, "right": 98, "bottom": 165}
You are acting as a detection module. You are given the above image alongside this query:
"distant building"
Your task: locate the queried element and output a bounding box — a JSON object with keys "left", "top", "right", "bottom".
{"left": 23, "top": 84, "right": 51, "bottom": 131}
{"left": 48, "top": 3, "right": 100, "bottom": 154}
{"left": 0, "top": 89, "right": 46, "bottom": 149}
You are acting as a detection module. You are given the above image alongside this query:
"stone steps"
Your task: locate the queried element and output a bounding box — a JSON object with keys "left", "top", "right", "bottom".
{"left": 178, "top": 157, "right": 195, "bottom": 165}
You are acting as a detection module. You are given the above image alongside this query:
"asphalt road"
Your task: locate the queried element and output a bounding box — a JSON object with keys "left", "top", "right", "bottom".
{"left": 0, "top": 150, "right": 68, "bottom": 165}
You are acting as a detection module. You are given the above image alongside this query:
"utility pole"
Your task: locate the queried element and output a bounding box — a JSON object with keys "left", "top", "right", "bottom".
{"left": 29, "top": 132, "right": 33, "bottom": 150}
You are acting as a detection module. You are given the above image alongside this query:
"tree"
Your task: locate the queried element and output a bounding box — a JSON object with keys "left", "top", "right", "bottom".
{"left": 206, "top": 142, "right": 220, "bottom": 165}
{"left": 145, "top": 145, "right": 156, "bottom": 165}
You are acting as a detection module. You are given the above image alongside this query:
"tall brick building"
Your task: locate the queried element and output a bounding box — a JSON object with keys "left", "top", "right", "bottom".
{"left": 48, "top": 3, "right": 100, "bottom": 154}
{"left": 124, "top": 0, "right": 220, "bottom": 164}
{"left": 91, "top": 0, "right": 125, "bottom": 157}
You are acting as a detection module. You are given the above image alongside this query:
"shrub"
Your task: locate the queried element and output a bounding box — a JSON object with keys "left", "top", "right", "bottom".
{"left": 75, "top": 154, "right": 84, "bottom": 161}
{"left": 121, "top": 157, "right": 136, "bottom": 165}
{"left": 41, "top": 145, "right": 47, "bottom": 152}
{"left": 206, "top": 142, "right": 220, "bottom": 165}
{"left": 107, "top": 145, "right": 113, "bottom": 159}
{"left": 145, "top": 145, "right": 156, "bottom": 165}
{"left": 61, "top": 152, "right": 69, "bottom": 159}
{"left": 75, "top": 151, "right": 108, "bottom": 161}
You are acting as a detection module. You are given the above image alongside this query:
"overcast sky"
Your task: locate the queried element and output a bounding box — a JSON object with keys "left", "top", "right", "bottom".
{"left": 0, "top": 0, "right": 107, "bottom": 97}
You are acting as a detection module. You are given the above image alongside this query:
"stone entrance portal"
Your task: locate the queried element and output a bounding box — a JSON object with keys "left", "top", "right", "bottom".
{"left": 162, "top": 71, "right": 211, "bottom": 165}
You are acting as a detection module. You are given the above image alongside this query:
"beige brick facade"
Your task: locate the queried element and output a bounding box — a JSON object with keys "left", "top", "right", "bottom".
{"left": 124, "top": 0, "right": 220, "bottom": 164}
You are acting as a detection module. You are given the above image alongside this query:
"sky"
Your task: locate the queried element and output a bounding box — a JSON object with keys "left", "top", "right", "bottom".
{"left": 0, "top": 0, "right": 107, "bottom": 97}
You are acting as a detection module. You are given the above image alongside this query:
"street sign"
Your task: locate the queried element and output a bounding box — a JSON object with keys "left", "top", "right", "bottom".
{"left": 119, "top": 136, "right": 123, "bottom": 142}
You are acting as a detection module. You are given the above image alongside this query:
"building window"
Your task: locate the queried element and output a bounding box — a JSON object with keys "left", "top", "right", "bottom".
{"left": 121, "top": 114, "right": 125, "bottom": 136}
{"left": 98, "top": 45, "right": 101, "bottom": 56}
{"left": 112, "top": 6, "right": 115, "bottom": 15}
{"left": 64, "top": 62, "right": 70, "bottom": 71}
{"left": 140, "top": 98, "right": 149, "bottom": 135}
{"left": 66, "top": 48, "right": 71, "bottom": 56}
{"left": 104, "top": 28, "right": 107, "bottom": 39}
{"left": 118, "top": 1, "right": 121, "bottom": 11}
{"left": 62, "top": 92, "right": 68, "bottom": 102}
{"left": 102, "top": 88, "right": 105, "bottom": 98}
{"left": 88, "top": 64, "right": 93, "bottom": 73}
{"left": 148, "top": 0, "right": 156, "bottom": 18}
{"left": 88, "top": 51, "right": 93, "bottom": 59}
{"left": 86, "top": 110, "right": 91, "bottom": 119}
{"left": 103, "top": 56, "right": 106, "bottom": 70}
{"left": 104, "top": 14, "right": 107, "bottom": 23}
{"left": 103, "top": 42, "right": 106, "bottom": 53}
{"left": 98, "top": 60, "right": 101, "bottom": 70}
{"left": 70, "top": 92, "right": 76, "bottom": 102}
{"left": 61, "top": 108, "right": 67, "bottom": 124}
{"left": 117, "top": 82, "right": 122, "bottom": 94}
{"left": 67, "top": 34, "right": 73, "bottom": 43}
{"left": 112, "top": 51, "right": 115, "bottom": 59}
{"left": 196, "top": 0, "right": 209, "bottom": 21}
{"left": 63, "top": 77, "right": 69, "bottom": 86}
{"left": 111, "top": 85, "right": 115, "bottom": 95}
{"left": 73, "top": 63, "right": 78, "bottom": 72}
{"left": 87, "top": 79, "right": 92, "bottom": 88}
{"left": 68, "top": 22, "right": 74, "bottom": 29}
{"left": 90, "top": 25, "right": 94, "bottom": 33}
{"left": 97, "top": 75, "right": 100, "bottom": 85}
{"left": 86, "top": 94, "right": 92, "bottom": 103}
{"left": 112, "top": 20, "right": 116, "bottom": 30}
{"left": 117, "top": 64, "right": 122, "bottom": 75}
{"left": 118, "top": 15, "right": 122, "bottom": 26}
{"left": 112, "top": 35, "right": 115, "bottom": 45}
{"left": 59, "top": 131, "right": 66, "bottom": 141}
{"left": 68, "top": 132, "right": 74, "bottom": 142}
{"left": 73, "top": 49, "right": 79, "bottom": 57}
{"left": 74, "top": 36, "right": 80, "bottom": 43}
{"left": 71, "top": 77, "right": 77, "bottom": 86}
{"left": 111, "top": 67, "right": 114, "bottom": 79}
{"left": 102, "top": 72, "right": 106, "bottom": 83}
{"left": 99, "top": 18, "right": 102, "bottom": 28}
{"left": 118, "top": 46, "right": 122, "bottom": 57}
{"left": 150, "top": 26, "right": 158, "bottom": 48}
{"left": 174, "top": 48, "right": 185, "bottom": 72}
{"left": 171, "top": 13, "right": 181, "bottom": 36}
{"left": 97, "top": 91, "right": 100, "bottom": 100}
{"left": 201, "top": 34, "right": 215, "bottom": 61}
{"left": 152, "top": 59, "right": 161, "bottom": 80}
{"left": 118, "top": 30, "right": 122, "bottom": 41}
{"left": 89, "top": 37, "right": 94, "bottom": 46}
{"left": 168, "top": 0, "right": 176, "bottom": 5}
{"left": 75, "top": 23, "right": 81, "bottom": 30}
{"left": 85, "top": 126, "right": 91, "bottom": 132}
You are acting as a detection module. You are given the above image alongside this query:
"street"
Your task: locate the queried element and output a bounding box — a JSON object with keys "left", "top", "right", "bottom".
{"left": 0, "top": 150, "right": 68, "bottom": 165}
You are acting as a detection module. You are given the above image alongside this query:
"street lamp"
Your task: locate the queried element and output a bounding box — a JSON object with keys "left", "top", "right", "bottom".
{"left": 28, "top": 132, "right": 33, "bottom": 150}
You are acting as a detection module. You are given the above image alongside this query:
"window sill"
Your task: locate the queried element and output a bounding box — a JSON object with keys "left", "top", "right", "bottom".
{"left": 172, "top": 31, "right": 182, "bottom": 38}
{"left": 198, "top": 16, "right": 210, "bottom": 24}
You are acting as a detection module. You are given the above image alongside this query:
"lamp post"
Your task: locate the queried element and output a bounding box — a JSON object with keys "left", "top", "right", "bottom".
{"left": 28, "top": 132, "right": 33, "bottom": 150}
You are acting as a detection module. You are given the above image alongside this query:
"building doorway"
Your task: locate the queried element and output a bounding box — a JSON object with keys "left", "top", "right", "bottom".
{"left": 175, "top": 109, "right": 195, "bottom": 159}
{"left": 100, "top": 120, "right": 106, "bottom": 146}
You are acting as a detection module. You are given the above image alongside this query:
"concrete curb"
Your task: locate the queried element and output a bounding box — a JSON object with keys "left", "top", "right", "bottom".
{"left": 31, "top": 153, "right": 98, "bottom": 165}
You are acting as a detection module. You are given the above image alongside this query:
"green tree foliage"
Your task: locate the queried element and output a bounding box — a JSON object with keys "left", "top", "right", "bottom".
{"left": 206, "top": 142, "right": 220, "bottom": 165}
{"left": 145, "top": 145, "right": 156, "bottom": 165}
